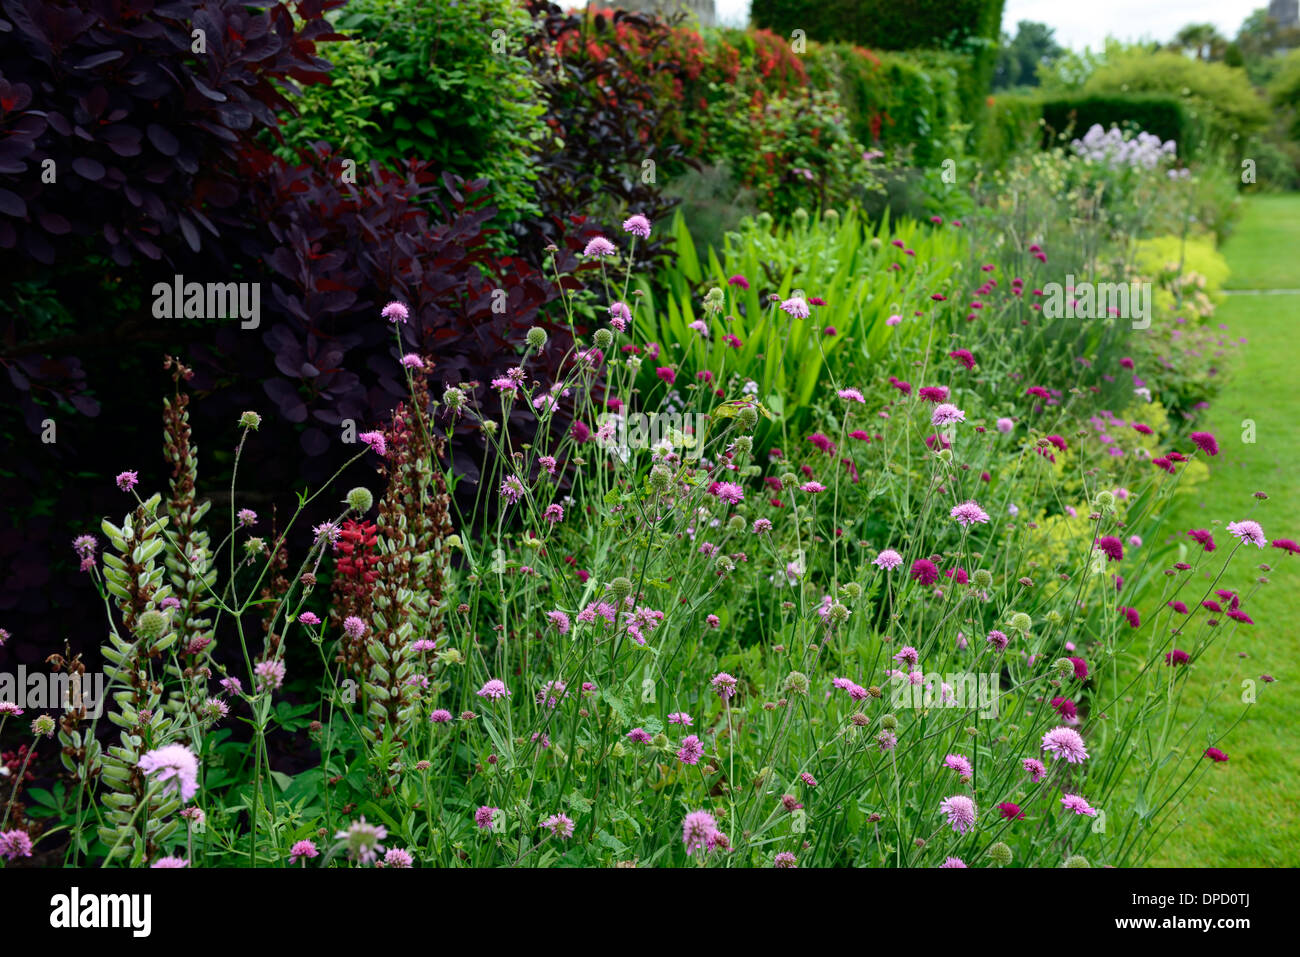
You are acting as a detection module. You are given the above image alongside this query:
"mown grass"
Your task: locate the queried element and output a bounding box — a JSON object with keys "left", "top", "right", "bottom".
{"left": 1149, "top": 193, "right": 1300, "bottom": 867}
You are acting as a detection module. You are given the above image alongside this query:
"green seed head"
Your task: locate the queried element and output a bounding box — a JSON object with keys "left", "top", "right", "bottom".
{"left": 346, "top": 487, "right": 374, "bottom": 512}
{"left": 610, "top": 577, "right": 634, "bottom": 602}
{"left": 880, "top": 714, "right": 899, "bottom": 730}
{"left": 652, "top": 732, "right": 669, "bottom": 749}
{"left": 714, "top": 554, "right": 735, "bottom": 575}
{"left": 828, "top": 602, "right": 850, "bottom": 624}
{"left": 1053, "top": 657, "right": 1076, "bottom": 678}
{"left": 135, "top": 610, "right": 168, "bottom": 640}
{"left": 526, "top": 327, "right": 548, "bottom": 350}
{"left": 988, "top": 842, "right": 1013, "bottom": 866}
{"left": 1009, "top": 612, "right": 1032, "bottom": 633}
{"left": 973, "top": 569, "right": 993, "bottom": 589}
{"left": 1064, "top": 854, "right": 1090, "bottom": 868}
{"left": 1095, "top": 490, "right": 1116, "bottom": 510}
{"left": 733, "top": 435, "right": 753, "bottom": 456}
{"left": 239, "top": 411, "right": 262, "bottom": 431}
{"left": 783, "top": 671, "right": 810, "bottom": 696}
{"left": 593, "top": 328, "right": 613, "bottom": 350}
{"left": 737, "top": 406, "right": 758, "bottom": 429}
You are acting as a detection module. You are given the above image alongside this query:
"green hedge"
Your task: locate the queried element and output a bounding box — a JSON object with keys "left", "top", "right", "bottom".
{"left": 979, "top": 93, "right": 1042, "bottom": 168}
{"left": 1038, "top": 95, "right": 1202, "bottom": 153}
{"left": 751, "top": 0, "right": 1002, "bottom": 52}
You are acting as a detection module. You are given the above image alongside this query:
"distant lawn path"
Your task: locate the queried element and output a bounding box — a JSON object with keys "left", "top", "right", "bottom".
{"left": 1148, "top": 194, "right": 1300, "bottom": 867}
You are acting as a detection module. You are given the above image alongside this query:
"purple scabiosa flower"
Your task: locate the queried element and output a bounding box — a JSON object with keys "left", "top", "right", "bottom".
{"left": 1187, "top": 528, "right": 1217, "bottom": 552}
{"left": 949, "top": 349, "right": 975, "bottom": 370}
{"left": 1023, "top": 758, "right": 1047, "bottom": 782}
{"left": 626, "top": 728, "right": 653, "bottom": 744}
{"left": 1165, "top": 649, "right": 1191, "bottom": 666}
{"left": 1120, "top": 605, "right": 1141, "bottom": 628}
{"left": 838, "top": 387, "right": 866, "bottom": 403}
{"left": 944, "top": 754, "right": 974, "bottom": 779}
{"left": 150, "top": 856, "right": 188, "bottom": 868}
{"left": 911, "top": 558, "right": 939, "bottom": 585}
{"left": 410, "top": 639, "right": 437, "bottom": 653}
{"left": 877, "top": 730, "right": 898, "bottom": 752}
{"left": 1051, "top": 697, "right": 1078, "bottom": 721}
{"left": 773, "top": 851, "right": 798, "bottom": 868}
{"left": 873, "top": 549, "right": 903, "bottom": 570}
{"left": 1271, "top": 538, "right": 1299, "bottom": 555}
{"left": 676, "top": 734, "right": 704, "bottom": 765}
{"left": 342, "top": 616, "right": 367, "bottom": 640}
{"left": 667, "top": 712, "right": 693, "bottom": 726}
{"left": 986, "top": 629, "right": 1009, "bottom": 651}
{"left": 115, "top": 470, "right": 139, "bottom": 492}
{"left": 997, "top": 802, "right": 1025, "bottom": 820}
{"left": 0, "top": 702, "right": 23, "bottom": 716}
{"left": 429, "top": 709, "right": 453, "bottom": 724}
{"left": 894, "top": 645, "right": 920, "bottom": 666}
{"left": 950, "top": 500, "right": 990, "bottom": 527}
{"left": 800, "top": 481, "right": 826, "bottom": 493}
{"left": 583, "top": 235, "right": 616, "bottom": 257}
{"left": 475, "top": 806, "right": 499, "bottom": 830}
{"left": 499, "top": 474, "right": 526, "bottom": 506}
{"left": 622, "top": 214, "right": 652, "bottom": 238}
{"left": 1095, "top": 536, "right": 1124, "bottom": 562}
{"left": 400, "top": 353, "right": 424, "bottom": 369}
{"left": 779, "top": 296, "right": 810, "bottom": 319}
{"left": 752, "top": 518, "right": 773, "bottom": 534}
{"left": 711, "top": 672, "right": 738, "bottom": 699}
{"left": 800, "top": 772, "right": 817, "bottom": 787}
{"left": 546, "top": 610, "right": 571, "bottom": 635}
{"left": 138, "top": 744, "right": 200, "bottom": 802}
{"left": 728, "top": 273, "right": 750, "bottom": 289}
{"left": 381, "top": 301, "right": 409, "bottom": 324}
{"left": 682, "top": 810, "right": 720, "bottom": 854}
{"left": 1190, "top": 431, "right": 1219, "bottom": 456}
{"left": 1205, "top": 747, "right": 1229, "bottom": 763}
{"left": 543, "top": 503, "right": 564, "bottom": 524}
{"left": 0, "top": 829, "right": 33, "bottom": 861}
{"left": 1067, "top": 656, "right": 1089, "bottom": 680}
{"left": 1041, "top": 726, "right": 1089, "bottom": 764}
{"left": 219, "top": 677, "right": 242, "bottom": 696}
{"left": 1226, "top": 520, "right": 1267, "bottom": 548}
{"left": 297, "top": 611, "right": 321, "bottom": 626}
{"left": 938, "top": 794, "right": 977, "bottom": 834}
{"left": 312, "top": 521, "right": 341, "bottom": 547}
{"left": 996, "top": 417, "right": 1014, "bottom": 433}
{"left": 254, "top": 659, "right": 286, "bottom": 692}
{"left": 289, "top": 840, "right": 319, "bottom": 864}
{"left": 1167, "top": 600, "right": 1189, "bottom": 614}
{"left": 382, "top": 848, "right": 414, "bottom": 868}
{"left": 336, "top": 816, "right": 387, "bottom": 864}
{"left": 236, "top": 508, "right": 258, "bottom": 527}
{"left": 608, "top": 300, "right": 632, "bottom": 332}
{"left": 932, "top": 403, "right": 966, "bottom": 426}
{"left": 477, "top": 679, "right": 510, "bottom": 701}
{"left": 542, "top": 813, "right": 575, "bottom": 839}
{"left": 1060, "top": 793, "right": 1097, "bottom": 816}
{"left": 358, "top": 431, "right": 386, "bottom": 456}
{"left": 940, "top": 856, "right": 967, "bottom": 868}
{"left": 918, "top": 385, "right": 949, "bottom": 403}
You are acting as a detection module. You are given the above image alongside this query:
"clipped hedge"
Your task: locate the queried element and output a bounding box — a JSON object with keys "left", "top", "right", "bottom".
{"left": 1039, "top": 95, "right": 1202, "bottom": 153}
{"left": 751, "top": 0, "right": 1002, "bottom": 52}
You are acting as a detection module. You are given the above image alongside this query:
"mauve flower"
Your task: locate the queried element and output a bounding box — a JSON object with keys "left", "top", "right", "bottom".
{"left": 381, "top": 301, "right": 409, "bottom": 324}
{"left": 838, "top": 387, "right": 866, "bottom": 403}
{"left": 115, "top": 470, "right": 139, "bottom": 492}
{"left": 289, "top": 840, "right": 319, "bottom": 863}
{"left": 682, "top": 809, "right": 719, "bottom": 853}
{"left": 336, "top": 816, "right": 387, "bottom": 864}
{"left": 911, "top": 558, "right": 939, "bottom": 585}
{"left": 996, "top": 417, "right": 1014, "bottom": 433}
{"left": 939, "top": 794, "right": 977, "bottom": 834}
{"left": 932, "top": 403, "right": 965, "bottom": 426}
{"left": 1041, "top": 726, "right": 1089, "bottom": 764}
{"left": 621, "top": 214, "right": 651, "bottom": 238}
{"left": 1226, "top": 520, "right": 1267, "bottom": 548}
{"left": 1060, "top": 793, "right": 1097, "bottom": 816}
{"left": 1190, "top": 431, "right": 1219, "bottom": 456}
{"left": 1187, "top": 528, "right": 1216, "bottom": 552}
{"left": 676, "top": 734, "right": 704, "bottom": 765}
{"left": 541, "top": 813, "right": 575, "bottom": 839}
{"left": 1023, "top": 758, "right": 1047, "bottom": 781}
{"left": 950, "top": 500, "right": 990, "bottom": 527}
{"left": 583, "top": 235, "right": 616, "bottom": 257}
{"left": 779, "top": 296, "right": 810, "bottom": 319}
{"left": 138, "top": 744, "right": 200, "bottom": 802}
{"left": 0, "top": 829, "right": 34, "bottom": 861}
{"left": 873, "top": 549, "right": 903, "bottom": 570}
{"left": 477, "top": 679, "right": 511, "bottom": 701}
{"left": 475, "top": 806, "right": 499, "bottom": 830}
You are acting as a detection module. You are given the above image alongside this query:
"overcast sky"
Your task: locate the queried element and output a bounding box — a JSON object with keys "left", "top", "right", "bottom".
{"left": 713, "top": 1, "right": 1268, "bottom": 48}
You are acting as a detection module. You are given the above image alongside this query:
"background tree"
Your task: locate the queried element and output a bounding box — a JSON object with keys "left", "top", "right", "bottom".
{"left": 993, "top": 20, "right": 1064, "bottom": 89}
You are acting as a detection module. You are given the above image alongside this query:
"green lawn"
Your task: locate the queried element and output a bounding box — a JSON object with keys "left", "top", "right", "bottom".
{"left": 1148, "top": 193, "right": 1300, "bottom": 867}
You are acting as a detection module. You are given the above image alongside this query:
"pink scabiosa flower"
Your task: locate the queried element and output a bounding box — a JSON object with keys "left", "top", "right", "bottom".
{"left": 336, "top": 816, "right": 387, "bottom": 864}
{"left": 676, "top": 734, "right": 704, "bottom": 765}
{"left": 918, "top": 385, "right": 949, "bottom": 403}
{"left": 799, "top": 481, "right": 826, "bottom": 493}
{"left": 150, "top": 856, "right": 188, "bottom": 868}
{"left": 381, "top": 301, "right": 409, "bottom": 324}
{"left": 358, "top": 431, "right": 386, "bottom": 456}
{"left": 986, "top": 629, "right": 1009, "bottom": 651}
{"left": 655, "top": 366, "right": 676, "bottom": 385}
{"left": 626, "top": 728, "right": 653, "bottom": 744}
{"left": 932, "top": 403, "right": 965, "bottom": 426}
{"left": 996, "top": 417, "right": 1014, "bottom": 433}
{"left": 0, "top": 829, "right": 34, "bottom": 861}
{"left": 115, "top": 470, "right": 139, "bottom": 492}
{"left": 400, "top": 353, "right": 424, "bottom": 369}
{"left": 711, "top": 672, "right": 738, "bottom": 699}
{"left": 1120, "top": 605, "right": 1141, "bottom": 628}
{"left": 583, "top": 235, "right": 616, "bottom": 257}
{"left": 938, "top": 794, "right": 977, "bottom": 834}
{"left": 477, "top": 679, "right": 510, "bottom": 701}
{"left": 546, "top": 611, "right": 571, "bottom": 636}
{"left": 939, "top": 856, "right": 967, "bottom": 868}
{"left": 138, "top": 743, "right": 200, "bottom": 802}
{"left": 779, "top": 296, "right": 810, "bottom": 319}
{"left": 1060, "top": 793, "right": 1097, "bottom": 816}
{"left": 608, "top": 300, "right": 632, "bottom": 331}
{"left": 342, "top": 616, "right": 367, "bottom": 641}
{"left": 499, "top": 474, "right": 526, "bottom": 506}
{"left": 837, "top": 387, "right": 866, "bottom": 403}
{"left": 668, "top": 712, "right": 693, "bottom": 726}
{"left": 1204, "top": 747, "right": 1229, "bottom": 763}
{"left": 1165, "top": 649, "right": 1191, "bottom": 666}
{"left": 1042, "top": 726, "right": 1089, "bottom": 764}
{"left": 1023, "top": 758, "right": 1047, "bottom": 782}
{"left": 312, "top": 521, "right": 341, "bottom": 547}
{"left": 289, "top": 840, "right": 319, "bottom": 864}
{"left": 382, "top": 848, "right": 414, "bottom": 868}
{"left": 1190, "top": 431, "right": 1219, "bottom": 456}
{"left": 893, "top": 645, "right": 920, "bottom": 667}
{"left": 543, "top": 503, "right": 564, "bottom": 524}
{"left": 1226, "top": 520, "right": 1267, "bottom": 548}
{"left": 728, "top": 273, "right": 749, "bottom": 289}
{"left": 297, "top": 611, "right": 321, "bottom": 626}
{"left": 773, "top": 851, "right": 798, "bottom": 868}
{"left": 950, "top": 500, "right": 990, "bottom": 527}
{"left": 1187, "top": 528, "right": 1216, "bottom": 552}
{"left": 944, "top": 754, "right": 974, "bottom": 779}
{"left": 873, "top": 549, "right": 903, "bottom": 570}
{"left": 682, "top": 809, "right": 719, "bottom": 853}
{"left": 429, "top": 709, "right": 453, "bottom": 724}
{"left": 541, "top": 813, "right": 575, "bottom": 839}
{"left": 886, "top": 314, "right": 902, "bottom": 326}
{"left": 475, "top": 806, "right": 499, "bottom": 830}
{"left": 254, "top": 658, "right": 286, "bottom": 692}
{"left": 713, "top": 482, "right": 744, "bottom": 505}
{"left": 752, "top": 518, "right": 772, "bottom": 534}
{"left": 622, "top": 214, "right": 652, "bottom": 238}
{"left": 1271, "top": 538, "right": 1299, "bottom": 555}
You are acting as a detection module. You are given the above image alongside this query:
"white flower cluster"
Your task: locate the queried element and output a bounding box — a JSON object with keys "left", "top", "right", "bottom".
{"left": 1070, "top": 124, "right": 1177, "bottom": 171}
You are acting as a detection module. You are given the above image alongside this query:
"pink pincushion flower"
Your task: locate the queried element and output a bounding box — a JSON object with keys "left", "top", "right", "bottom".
{"left": 932, "top": 403, "right": 965, "bottom": 426}
{"left": 541, "top": 813, "right": 575, "bottom": 839}
{"left": 682, "top": 809, "right": 719, "bottom": 853}
{"left": 1041, "top": 726, "right": 1089, "bottom": 763}
{"left": 668, "top": 712, "right": 693, "bottom": 726}
{"left": 626, "top": 728, "right": 653, "bottom": 744}
{"left": 676, "top": 734, "right": 704, "bottom": 765}
{"left": 336, "top": 816, "right": 387, "bottom": 863}
{"left": 838, "top": 387, "right": 866, "bottom": 403}
{"left": 1023, "top": 757, "right": 1047, "bottom": 782}
{"left": 477, "top": 679, "right": 510, "bottom": 701}
{"left": 779, "top": 296, "right": 810, "bottom": 319}
{"left": 873, "top": 549, "right": 903, "bottom": 570}
{"left": 1226, "top": 520, "right": 1267, "bottom": 548}
{"left": 622, "top": 214, "right": 652, "bottom": 238}
{"left": 400, "top": 353, "right": 424, "bottom": 369}
{"left": 799, "top": 481, "right": 826, "bottom": 493}
{"left": 950, "top": 500, "right": 990, "bottom": 527}
{"left": 115, "top": 470, "right": 139, "bottom": 492}
{"left": 254, "top": 658, "right": 286, "bottom": 692}
{"left": 138, "top": 744, "right": 200, "bottom": 802}
{"left": 381, "top": 301, "right": 409, "bottom": 324}
{"left": 711, "top": 672, "right": 738, "bottom": 699}
{"left": 358, "top": 431, "right": 386, "bottom": 456}
{"left": 150, "top": 856, "right": 188, "bottom": 868}
{"left": 938, "top": 794, "right": 977, "bottom": 834}
{"left": 713, "top": 482, "right": 745, "bottom": 505}
{"left": 1190, "top": 431, "right": 1219, "bottom": 456}
{"left": 943, "top": 754, "right": 973, "bottom": 778}
{"left": 289, "top": 840, "right": 319, "bottom": 864}
{"left": 0, "top": 829, "right": 34, "bottom": 861}
{"left": 475, "top": 806, "right": 499, "bottom": 830}
{"left": 1060, "top": 793, "right": 1097, "bottom": 816}
{"left": 918, "top": 385, "right": 949, "bottom": 403}
{"left": 499, "top": 474, "right": 526, "bottom": 505}
{"left": 583, "top": 235, "right": 616, "bottom": 257}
